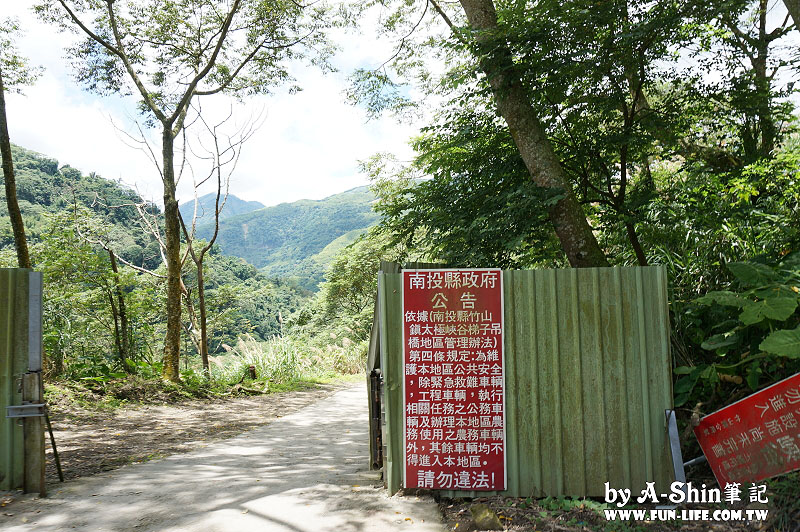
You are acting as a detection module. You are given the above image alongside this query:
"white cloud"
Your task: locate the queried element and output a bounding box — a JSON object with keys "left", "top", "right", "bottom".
{"left": 6, "top": 72, "right": 167, "bottom": 202}
{"left": 4, "top": 2, "right": 425, "bottom": 208}
{"left": 194, "top": 63, "right": 418, "bottom": 208}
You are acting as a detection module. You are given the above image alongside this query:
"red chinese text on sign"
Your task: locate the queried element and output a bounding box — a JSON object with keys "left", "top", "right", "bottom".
{"left": 694, "top": 372, "right": 800, "bottom": 486}
{"left": 402, "top": 269, "right": 506, "bottom": 491}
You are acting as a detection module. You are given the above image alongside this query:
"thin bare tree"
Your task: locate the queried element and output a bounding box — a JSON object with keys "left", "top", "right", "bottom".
{"left": 179, "top": 106, "right": 260, "bottom": 376}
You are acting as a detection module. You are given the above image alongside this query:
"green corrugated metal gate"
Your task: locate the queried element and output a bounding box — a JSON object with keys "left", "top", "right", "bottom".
{"left": 372, "top": 265, "right": 674, "bottom": 497}
{"left": 1, "top": 268, "right": 43, "bottom": 491}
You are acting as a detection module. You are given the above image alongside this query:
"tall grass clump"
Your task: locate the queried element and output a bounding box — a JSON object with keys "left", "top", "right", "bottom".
{"left": 211, "top": 334, "right": 309, "bottom": 385}
{"left": 209, "top": 333, "right": 368, "bottom": 386}
{"left": 305, "top": 333, "right": 367, "bottom": 376}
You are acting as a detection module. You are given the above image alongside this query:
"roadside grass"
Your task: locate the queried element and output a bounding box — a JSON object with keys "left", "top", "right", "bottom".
{"left": 768, "top": 473, "right": 800, "bottom": 530}
{"left": 43, "top": 377, "right": 216, "bottom": 416}
{"left": 210, "top": 334, "right": 367, "bottom": 388}
{"left": 43, "top": 333, "right": 367, "bottom": 413}
{"left": 45, "top": 381, "right": 131, "bottom": 413}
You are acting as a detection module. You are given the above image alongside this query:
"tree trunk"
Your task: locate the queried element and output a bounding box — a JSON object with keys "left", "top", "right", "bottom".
{"left": 753, "top": 57, "right": 775, "bottom": 158}
{"left": 161, "top": 129, "right": 182, "bottom": 382}
{"left": 784, "top": 0, "right": 800, "bottom": 34}
{"left": 458, "top": 0, "right": 609, "bottom": 267}
{"left": 754, "top": 0, "right": 775, "bottom": 159}
{"left": 107, "top": 289, "right": 122, "bottom": 365}
{"left": 108, "top": 249, "right": 131, "bottom": 371}
{"left": 0, "top": 67, "right": 31, "bottom": 269}
{"left": 196, "top": 261, "right": 210, "bottom": 376}
{"left": 625, "top": 221, "right": 648, "bottom": 266}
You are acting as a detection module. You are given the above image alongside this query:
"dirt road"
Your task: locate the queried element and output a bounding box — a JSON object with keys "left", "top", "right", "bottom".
{"left": 1, "top": 384, "right": 444, "bottom": 532}
{"left": 41, "top": 383, "right": 345, "bottom": 482}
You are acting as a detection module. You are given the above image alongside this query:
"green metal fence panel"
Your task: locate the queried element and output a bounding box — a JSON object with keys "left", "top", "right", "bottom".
{"left": 0, "top": 269, "right": 32, "bottom": 491}
{"left": 379, "top": 268, "right": 402, "bottom": 496}
{"left": 379, "top": 265, "right": 674, "bottom": 497}
{"left": 375, "top": 261, "right": 444, "bottom": 489}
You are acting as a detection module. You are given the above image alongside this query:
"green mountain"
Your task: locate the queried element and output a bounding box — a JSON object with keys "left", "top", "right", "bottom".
{"left": 1, "top": 144, "right": 309, "bottom": 344}
{"left": 2, "top": 144, "right": 380, "bottom": 292}
{"left": 0, "top": 144, "right": 163, "bottom": 270}
{"left": 179, "top": 193, "right": 264, "bottom": 226}
{"left": 196, "top": 186, "right": 379, "bottom": 290}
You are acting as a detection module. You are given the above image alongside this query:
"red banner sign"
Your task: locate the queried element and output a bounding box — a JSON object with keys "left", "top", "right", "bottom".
{"left": 402, "top": 269, "right": 505, "bottom": 491}
{"left": 695, "top": 372, "right": 800, "bottom": 486}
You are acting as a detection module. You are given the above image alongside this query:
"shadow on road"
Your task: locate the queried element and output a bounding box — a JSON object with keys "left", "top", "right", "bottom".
{"left": 3, "top": 385, "right": 443, "bottom": 532}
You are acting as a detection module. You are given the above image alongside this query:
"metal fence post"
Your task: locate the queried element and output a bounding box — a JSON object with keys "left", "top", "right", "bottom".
{"left": 22, "top": 371, "right": 45, "bottom": 496}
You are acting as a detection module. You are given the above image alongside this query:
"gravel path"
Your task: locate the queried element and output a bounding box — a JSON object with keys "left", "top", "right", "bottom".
{"left": 0, "top": 384, "right": 444, "bottom": 532}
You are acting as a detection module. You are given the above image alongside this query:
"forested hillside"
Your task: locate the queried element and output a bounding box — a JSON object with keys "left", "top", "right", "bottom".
{"left": 0, "top": 144, "right": 309, "bottom": 379}
{"left": 0, "top": 144, "right": 162, "bottom": 270}
{"left": 196, "top": 186, "right": 378, "bottom": 290}
{"left": 0, "top": 146, "right": 377, "bottom": 293}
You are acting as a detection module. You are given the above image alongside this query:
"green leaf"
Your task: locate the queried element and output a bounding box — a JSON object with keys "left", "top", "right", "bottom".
{"left": 746, "top": 361, "right": 761, "bottom": 390}
{"left": 674, "top": 372, "right": 700, "bottom": 394}
{"left": 739, "top": 302, "right": 765, "bottom": 325}
{"left": 674, "top": 393, "right": 690, "bottom": 408}
{"left": 759, "top": 326, "right": 800, "bottom": 357}
{"left": 739, "top": 297, "right": 797, "bottom": 325}
{"left": 754, "top": 286, "right": 798, "bottom": 300}
{"left": 696, "top": 290, "right": 747, "bottom": 308}
{"left": 762, "top": 297, "right": 798, "bottom": 320}
{"left": 727, "top": 262, "right": 777, "bottom": 286}
{"left": 673, "top": 365, "right": 694, "bottom": 375}
{"left": 700, "top": 332, "right": 738, "bottom": 351}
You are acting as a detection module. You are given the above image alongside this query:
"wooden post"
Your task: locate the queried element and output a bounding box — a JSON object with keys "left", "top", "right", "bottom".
{"left": 22, "top": 372, "right": 45, "bottom": 496}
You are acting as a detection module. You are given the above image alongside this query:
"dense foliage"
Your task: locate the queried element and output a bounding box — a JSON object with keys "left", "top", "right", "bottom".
{"left": 362, "top": 0, "right": 800, "bottom": 414}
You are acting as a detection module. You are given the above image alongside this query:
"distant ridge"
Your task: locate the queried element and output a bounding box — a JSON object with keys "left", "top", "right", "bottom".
{"left": 2, "top": 142, "right": 378, "bottom": 292}
{"left": 179, "top": 193, "right": 265, "bottom": 225}
{"left": 196, "top": 186, "right": 378, "bottom": 290}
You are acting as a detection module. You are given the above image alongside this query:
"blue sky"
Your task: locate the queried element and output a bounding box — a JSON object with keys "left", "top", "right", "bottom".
{"left": 4, "top": 2, "right": 423, "bottom": 208}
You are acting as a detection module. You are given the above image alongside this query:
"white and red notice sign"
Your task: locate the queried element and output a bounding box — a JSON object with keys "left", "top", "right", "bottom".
{"left": 402, "top": 268, "right": 506, "bottom": 491}
{"left": 695, "top": 372, "right": 800, "bottom": 486}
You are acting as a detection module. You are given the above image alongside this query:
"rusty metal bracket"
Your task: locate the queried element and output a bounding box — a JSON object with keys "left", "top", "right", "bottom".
{"left": 683, "top": 454, "right": 707, "bottom": 468}
{"left": 666, "top": 409, "right": 686, "bottom": 485}
{"left": 656, "top": 409, "right": 686, "bottom": 510}
{"left": 5, "top": 403, "right": 45, "bottom": 418}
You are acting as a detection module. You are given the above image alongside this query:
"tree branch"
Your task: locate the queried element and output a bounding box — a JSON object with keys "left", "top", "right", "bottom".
{"left": 168, "top": 0, "right": 242, "bottom": 125}
{"left": 101, "top": 0, "right": 167, "bottom": 122}
{"left": 194, "top": 31, "right": 314, "bottom": 96}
